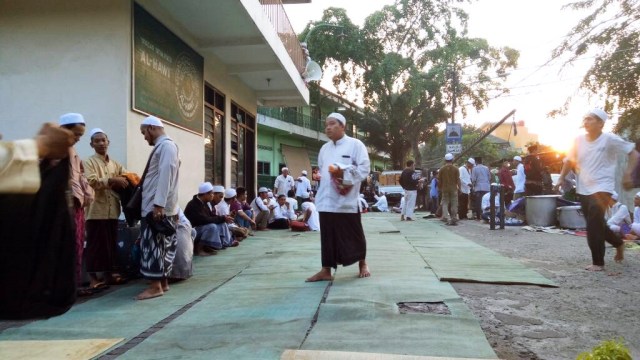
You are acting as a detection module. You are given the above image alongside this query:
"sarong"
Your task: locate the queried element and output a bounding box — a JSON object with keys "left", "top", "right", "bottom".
{"left": 139, "top": 218, "right": 178, "bottom": 280}
{"left": 319, "top": 212, "right": 366, "bottom": 268}
{"left": 85, "top": 219, "right": 118, "bottom": 273}
{"left": 0, "top": 158, "right": 76, "bottom": 319}
{"left": 170, "top": 220, "right": 194, "bottom": 280}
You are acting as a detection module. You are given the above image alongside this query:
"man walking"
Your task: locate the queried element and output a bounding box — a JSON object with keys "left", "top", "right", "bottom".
{"left": 136, "top": 116, "right": 180, "bottom": 300}
{"left": 458, "top": 158, "right": 474, "bottom": 220}
{"left": 556, "top": 108, "right": 638, "bottom": 271}
{"left": 471, "top": 157, "right": 491, "bottom": 220}
{"left": 306, "top": 113, "right": 371, "bottom": 282}
{"left": 399, "top": 160, "right": 422, "bottom": 221}
{"left": 274, "top": 167, "right": 295, "bottom": 196}
{"left": 438, "top": 153, "right": 460, "bottom": 225}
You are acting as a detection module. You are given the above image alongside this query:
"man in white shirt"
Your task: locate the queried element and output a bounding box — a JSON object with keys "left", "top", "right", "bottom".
{"left": 274, "top": 167, "right": 295, "bottom": 196}
{"left": 458, "top": 158, "right": 474, "bottom": 219}
{"left": 291, "top": 199, "right": 320, "bottom": 231}
{"left": 605, "top": 192, "right": 631, "bottom": 235}
{"left": 287, "top": 189, "right": 299, "bottom": 213}
{"left": 295, "top": 170, "right": 312, "bottom": 203}
{"left": 371, "top": 191, "right": 388, "bottom": 212}
{"left": 358, "top": 193, "right": 369, "bottom": 213}
{"left": 513, "top": 156, "right": 526, "bottom": 199}
{"left": 306, "top": 113, "right": 371, "bottom": 282}
{"left": 630, "top": 192, "right": 640, "bottom": 238}
{"left": 268, "top": 194, "right": 296, "bottom": 229}
{"left": 556, "top": 108, "right": 638, "bottom": 271}
{"left": 250, "top": 187, "right": 273, "bottom": 230}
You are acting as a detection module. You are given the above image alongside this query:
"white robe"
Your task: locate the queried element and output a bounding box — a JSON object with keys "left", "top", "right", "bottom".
{"left": 315, "top": 135, "right": 370, "bottom": 213}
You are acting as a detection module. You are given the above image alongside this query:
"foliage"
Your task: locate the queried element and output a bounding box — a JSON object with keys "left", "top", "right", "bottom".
{"left": 300, "top": 0, "right": 519, "bottom": 167}
{"left": 420, "top": 125, "right": 515, "bottom": 169}
{"left": 576, "top": 338, "right": 632, "bottom": 360}
{"left": 552, "top": 0, "right": 640, "bottom": 142}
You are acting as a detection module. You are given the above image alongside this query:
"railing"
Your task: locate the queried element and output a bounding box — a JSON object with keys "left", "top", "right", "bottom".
{"left": 259, "top": 0, "right": 307, "bottom": 74}
{"left": 258, "top": 107, "right": 324, "bottom": 132}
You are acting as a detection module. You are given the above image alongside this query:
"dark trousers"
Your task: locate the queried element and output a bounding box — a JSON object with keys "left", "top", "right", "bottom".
{"left": 580, "top": 192, "right": 624, "bottom": 266}
{"left": 267, "top": 218, "right": 290, "bottom": 229}
{"left": 458, "top": 192, "right": 469, "bottom": 219}
{"left": 474, "top": 191, "right": 488, "bottom": 220}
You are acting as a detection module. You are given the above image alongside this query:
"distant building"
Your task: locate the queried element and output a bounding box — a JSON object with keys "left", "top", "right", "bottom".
{"left": 480, "top": 120, "right": 538, "bottom": 153}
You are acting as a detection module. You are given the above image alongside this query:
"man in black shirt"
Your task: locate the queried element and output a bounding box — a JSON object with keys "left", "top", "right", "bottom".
{"left": 399, "top": 160, "right": 424, "bottom": 221}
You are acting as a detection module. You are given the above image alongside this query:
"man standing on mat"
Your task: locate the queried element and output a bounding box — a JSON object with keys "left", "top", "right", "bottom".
{"left": 306, "top": 113, "right": 371, "bottom": 282}
{"left": 136, "top": 116, "right": 180, "bottom": 300}
{"left": 556, "top": 108, "right": 638, "bottom": 272}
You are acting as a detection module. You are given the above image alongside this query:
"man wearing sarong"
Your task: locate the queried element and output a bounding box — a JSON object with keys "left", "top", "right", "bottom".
{"left": 84, "top": 128, "right": 129, "bottom": 289}
{"left": 185, "top": 182, "right": 236, "bottom": 254}
{"left": 136, "top": 116, "right": 179, "bottom": 300}
{"left": 306, "top": 113, "right": 371, "bottom": 282}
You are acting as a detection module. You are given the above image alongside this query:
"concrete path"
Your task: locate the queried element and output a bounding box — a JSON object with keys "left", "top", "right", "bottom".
{"left": 0, "top": 213, "right": 503, "bottom": 360}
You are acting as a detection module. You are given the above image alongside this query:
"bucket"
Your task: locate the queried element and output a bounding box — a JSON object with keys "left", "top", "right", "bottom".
{"left": 526, "top": 195, "right": 560, "bottom": 227}
{"left": 557, "top": 205, "right": 586, "bottom": 229}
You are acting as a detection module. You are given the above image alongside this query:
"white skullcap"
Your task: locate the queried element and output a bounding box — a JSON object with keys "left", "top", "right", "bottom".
{"left": 359, "top": 194, "right": 365, "bottom": 198}
{"left": 211, "top": 185, "right": 225, "bottom": 193}
{"left": 267, "top": 191, "right": 274, "bottom": 198}
{"left": 513, "top": 155, "right": 522, "bottom": 162}
{"left": 635, "top": 191, "right": 640, "bottom": 198}
{"left": 141, "top": 116, "right": 164, "bottom": 127}
{"left": 281, "top": 167, "right": 289, "bottom": 172}
{"left": 258, "top": 187, "right": 269, "bottom": 193}
{"left": 89, "top": 128, "right": 105, "bottom": 138}
{"left": 59, "top": 113, "right": 85, "bottom": 126}
{"left": 224, "top": 188, "right": 237, "bottom": 199}
{"left": 611, "top": 191, "right": 618, "bottom": 201}
{"left": 444, "top": 153, "right": 454, "bottom": 161}
{"left": 301, "top": 170, "right": 308, "bottom": 175}
{"left": 585, "top": 108, "right": 608, "bottom": 122}
{"left": 327, "top": 112, "right": 346, "bottom": 126}
{"left": 198, "top": 182, "right": 213, "bottom": 194}
{"left": 467, "top": 158, "right": 476, "bottom": 165}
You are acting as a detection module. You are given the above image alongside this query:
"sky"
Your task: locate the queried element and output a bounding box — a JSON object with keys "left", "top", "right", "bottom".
{"left": 283, "top": 0, "right": 602, "bottom": 152}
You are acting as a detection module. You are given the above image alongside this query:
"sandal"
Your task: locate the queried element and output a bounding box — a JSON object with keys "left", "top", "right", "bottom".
{"left": 90, "top": 282, "right": 110, "bottom": 291}
{"left": 77, "top": 287, "right": 97, "bottom": 297}
{"left": 106, "top": 276, "right": 129, "bottom": 285}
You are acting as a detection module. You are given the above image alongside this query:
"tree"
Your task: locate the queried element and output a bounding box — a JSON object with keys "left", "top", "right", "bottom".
{"left": 300, "top": 0, "right": 519, "bottom": 167}
{"left": 552, "top": 0, "right": 640, "bottom": 142}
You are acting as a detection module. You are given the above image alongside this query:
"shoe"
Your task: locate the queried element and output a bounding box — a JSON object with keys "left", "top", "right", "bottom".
{"left": 446, "top": 221, "right": 458, "bottom": 226}
{"left": 406, "top": 218, "right": 414, "bottom": 221}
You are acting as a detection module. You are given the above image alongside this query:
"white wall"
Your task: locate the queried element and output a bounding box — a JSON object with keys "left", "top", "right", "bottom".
{"left": 0, "top": 0, "right": 131, "bottom": 162}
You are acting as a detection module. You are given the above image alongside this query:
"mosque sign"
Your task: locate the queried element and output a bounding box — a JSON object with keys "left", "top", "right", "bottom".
{"left": 445, "top": 123, "right": 462, "bottom": 154}
{"left": 133, "top": 3, "right": 204, "bottom": 134}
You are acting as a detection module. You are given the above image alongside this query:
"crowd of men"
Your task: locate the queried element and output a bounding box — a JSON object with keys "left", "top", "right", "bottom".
{"left": 0, "top": 112, "right": 371, "bottom": 319}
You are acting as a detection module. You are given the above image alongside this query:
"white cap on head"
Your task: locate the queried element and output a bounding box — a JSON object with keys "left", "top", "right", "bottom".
{"left": 635, "top": 191, "right": 640, "bottom": 198}
{"left": 327, "top": 112, "right": 346, "bottom": 126}
{"left": 301, "top": 170, "right": 308, "bottom": 175}
{"left": 211, "top": 185, "right": 225, "bottom": 193}
{"left": 585, "top": 108, "right": 608, "bottom": 122}
{"left": 467, "top": 158, "right": 476, "bottom": 165}
{"left": 198, "top": 182, "right": 213, "bottom": 194}
{"left": 89, "top": 128, "right": 105, "bottom": 138}
{"left": 513, "top": 155, "right": 522, "bottom": 162}
{"left": 59, "top": 113, "right": 85, "bottom": 126}
{"left": 224, "top": 188, "right": 237, "bottom": 199}
{"left": 444, "top": 153, "right": 454, "bottom": 161}
{"left": 141, "top": 116, "right": 164, "bottom": 127}
{"left": 258, "top": 187, "right": 269, "bottom": 193}
{"left": 281, "top": 167, "right": 288, "bottom": 172}
{"left": 267, "top": 191, "right": 274, "bottom": 198}
{"left": 359, "top": 194, "right": 364, "bottom": 198}
{"left": 611, "top": 191, "right": 618, "bottom": 201}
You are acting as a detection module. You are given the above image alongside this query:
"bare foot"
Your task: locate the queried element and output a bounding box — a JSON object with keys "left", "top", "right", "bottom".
{"left": 585, "top": 264, "right": 604, "bottom": 272}
{"left": 135, "top": 288, "right": 164, "bottom": 300}
{"left": 358, "top": 260, "right": 371, "bottom": 278}
{"left": 161, "top": 278, "right": 170, "bottom": 292}
{"left": 614, "top": 244, "right": 625, "bottom": 263}
{"left": 306, "top": 268, "right": 333, "bottom": 282}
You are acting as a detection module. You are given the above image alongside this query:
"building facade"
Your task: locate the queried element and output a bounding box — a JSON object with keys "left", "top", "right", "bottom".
{"left": 1, "top": 0, "right": 309, "bottom": 204}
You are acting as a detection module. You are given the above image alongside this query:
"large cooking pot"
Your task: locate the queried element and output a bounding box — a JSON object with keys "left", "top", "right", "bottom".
{"left": 526, "top": 195, "right": 560, "bottom": 227}
{"left": 557, "top": 205, "right": 586, "bottom": 229}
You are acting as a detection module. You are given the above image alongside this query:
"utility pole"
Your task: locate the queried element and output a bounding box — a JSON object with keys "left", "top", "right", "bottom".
{"left": 451, "top": 68, "right": 457, "bottom": 124}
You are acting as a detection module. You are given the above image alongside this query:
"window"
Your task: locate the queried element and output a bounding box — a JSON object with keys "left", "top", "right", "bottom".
{"left": 257, "top": 161, "right": 271, "bottom": 175}
{"left": 204, "top": 84, "right": 225, "bottom": 184}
